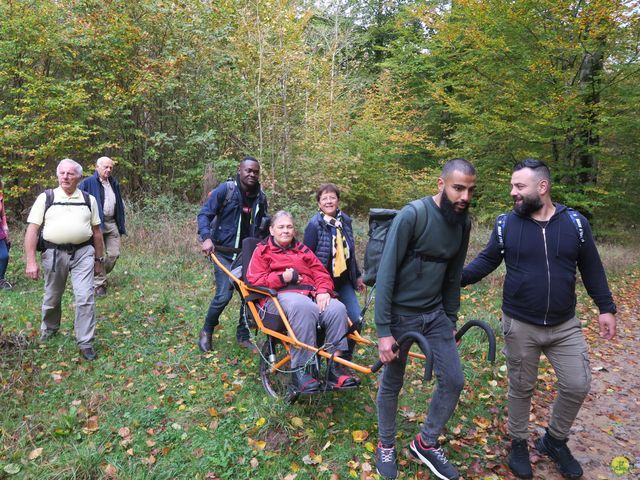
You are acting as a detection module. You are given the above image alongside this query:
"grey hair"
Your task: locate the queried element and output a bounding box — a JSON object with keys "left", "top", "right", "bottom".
{"left": 96, "top": 156, "right": 113, "bottom": 167}
{"left": 441, "top": 158, "right": 476, "bottom": 179}
{"left": 270, "top": 210, "right": 294, "bottom": 226}
{"left": 57, "top": 158, "right": 83, "bottom": 176}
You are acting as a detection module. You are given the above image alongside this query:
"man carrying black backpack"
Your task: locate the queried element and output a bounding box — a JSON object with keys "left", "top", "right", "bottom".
{"left": 374, "top": 158, "right": 476, "bottom": 480}
{"left": 196, "top": 156, "right": 269, "bottom": 353}
{"left": 462, "top": 159, "right": 617, "bottom": 479}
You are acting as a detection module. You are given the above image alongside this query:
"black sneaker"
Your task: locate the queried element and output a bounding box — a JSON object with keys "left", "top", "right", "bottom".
{"left": 375, "top": 442, "right": 397, "bottom": 479}
{"left": 508, "top": 439, "right": 533, "bottom": 479}
{"left": 409, "top": 435, "right": 459, "bottom": 480}
{"left": 535, "top": 431, "right": 583, "bottom": 479}
{"left": 327, "top": 362, "right": 358, "bottom": 388}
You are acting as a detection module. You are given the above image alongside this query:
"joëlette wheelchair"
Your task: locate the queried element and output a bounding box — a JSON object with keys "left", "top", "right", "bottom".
{"left": 210, "top": 237, "right": 496, "bottom": 403}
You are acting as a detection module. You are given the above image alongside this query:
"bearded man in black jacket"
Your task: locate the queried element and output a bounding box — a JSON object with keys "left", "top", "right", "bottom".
{"left": 462, "top": 159, "right": 617, "bottom": 480}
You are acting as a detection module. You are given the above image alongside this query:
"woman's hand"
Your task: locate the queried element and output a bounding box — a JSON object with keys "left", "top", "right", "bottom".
{"left": 282, "top": 268, "right": 295, "bottom": 283}
{"left": 316, "top": 292, "right": 330, "bottom": 312}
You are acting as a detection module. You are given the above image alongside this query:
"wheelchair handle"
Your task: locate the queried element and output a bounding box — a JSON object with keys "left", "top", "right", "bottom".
{"left": 454, "top": 319, "right": 497, "bottom": 363}
{"left": 371, "top": 331, "right": 434, "bottom": 382}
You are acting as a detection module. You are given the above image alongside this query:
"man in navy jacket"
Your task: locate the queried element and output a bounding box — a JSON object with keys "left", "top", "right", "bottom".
{"left": 462, "top": 159, "right": 617, "bottom": 479}
{"left": 79, "top": 157, "right": 126, "bottom": 297}
{"left": 196, "top": 156, "right": 269, "bottom": 352}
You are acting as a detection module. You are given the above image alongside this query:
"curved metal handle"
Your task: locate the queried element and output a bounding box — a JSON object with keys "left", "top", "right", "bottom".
{"left": 455, "top": 319, "right": 496, "bottom": 363}
{"left": 371, "top": 331, "right": 434, "bottom": 381}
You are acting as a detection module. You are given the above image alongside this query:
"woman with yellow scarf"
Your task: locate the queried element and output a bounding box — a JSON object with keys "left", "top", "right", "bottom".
{"left": 304, "top": 183, "right": 365, "bottom": 362}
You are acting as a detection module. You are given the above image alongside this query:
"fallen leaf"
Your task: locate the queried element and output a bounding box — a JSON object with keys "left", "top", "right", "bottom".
{"left": 351, "top": 430, "right": 369, "bottom": 443}
{"left": 28, "top": 447, "right": 43, "bottom": 460}
{"left": 290, "top": 417, "right": 304, "bottom": 428}
{"left": 104, "top": 464, "right": 117, "bottom": 478}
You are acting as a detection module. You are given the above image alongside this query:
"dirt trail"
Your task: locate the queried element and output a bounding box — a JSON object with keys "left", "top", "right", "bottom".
{"left": 528, "top": 295, "right": 640, "bottom": 479}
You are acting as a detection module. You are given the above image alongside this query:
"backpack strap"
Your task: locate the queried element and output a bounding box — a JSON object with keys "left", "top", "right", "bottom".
{"left": 44, "top": 189, "right": 54, "bottom": 212}
{"left": 408, "top": 198, "right": 428, "bottom": 243}
{"left": 495, "top": 213, "right": 509, "bottom": 256}
{"left": 80, "top": 190, "right": 92, "bottom": 211}
{"left": 565, "top": 208, "right": 585, "bottom": 244}
{"left": 222, "top": 180, "right": 235, "bottom": 212}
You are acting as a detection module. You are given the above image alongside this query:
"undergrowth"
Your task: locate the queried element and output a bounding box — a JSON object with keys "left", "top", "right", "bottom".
{"left": 0, "top": 199, "right": 636, "bottom": 479}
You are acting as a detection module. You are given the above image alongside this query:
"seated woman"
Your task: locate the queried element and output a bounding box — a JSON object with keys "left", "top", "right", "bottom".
{"left": 246, "top": 210, "right": 357, "bottom": 393}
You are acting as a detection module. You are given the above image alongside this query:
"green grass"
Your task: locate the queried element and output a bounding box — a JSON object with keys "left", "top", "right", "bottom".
{"left": 1, "top": 213, "right": 636, "bottom": 479}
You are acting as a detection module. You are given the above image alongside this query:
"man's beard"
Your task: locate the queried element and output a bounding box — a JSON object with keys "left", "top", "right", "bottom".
{"left": 440, "top": 190, "right": 469, "bottom": 226}
{"left": 513, "top": 193, "right": 543, "bottom": 216}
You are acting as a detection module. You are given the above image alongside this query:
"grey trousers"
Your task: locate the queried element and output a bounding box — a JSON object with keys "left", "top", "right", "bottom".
{"left": 502, "top": 314, "right": 591, "bottom": 440}
{"left": 265, "top": 292, "right": 349, "bottom": 368}
{"left": 377, "top": 308, "right": 464, "bottom": 446}
{"left": 94, "top": 218, "right": 120, "bottom": 288}
{"left": 41, "top": 245, "right": 96, "bottom": 348}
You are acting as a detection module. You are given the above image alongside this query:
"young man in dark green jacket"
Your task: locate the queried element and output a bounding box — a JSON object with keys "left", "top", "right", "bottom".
{"left": 374, "top": 158, "right": 476, "bottom": 480}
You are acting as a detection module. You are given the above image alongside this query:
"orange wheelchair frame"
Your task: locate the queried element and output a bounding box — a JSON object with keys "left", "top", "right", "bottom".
{"left": 210, "top": 250, "right": 496, "bottom": 402}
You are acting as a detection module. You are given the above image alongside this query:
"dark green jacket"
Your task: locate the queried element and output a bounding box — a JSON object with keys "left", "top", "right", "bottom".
{"left": 374, "top": 196, "right": 471, "bottom": 337}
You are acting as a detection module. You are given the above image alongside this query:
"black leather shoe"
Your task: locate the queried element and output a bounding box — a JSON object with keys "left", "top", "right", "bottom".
{"left": 198, "top": 330, "right": 212, "bottom": 352}
{"left": 291, "top": 368, "right": 320, "bottom": 393}
{"left": 80, "top": 347, "right": 97, "bottom": 361}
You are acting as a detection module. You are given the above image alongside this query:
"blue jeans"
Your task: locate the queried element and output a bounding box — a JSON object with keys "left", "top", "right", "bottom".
{"left": 335, "top": 282, "right": 362, "bottom": 360}
{"left": 0, "top": 239, "right": 8, "bottom": 280}
{"left": 377, "top": 308, "right": 464, "bottom": 446}
{"left": 202, "top": 252, "right": 250, "bottom": 341}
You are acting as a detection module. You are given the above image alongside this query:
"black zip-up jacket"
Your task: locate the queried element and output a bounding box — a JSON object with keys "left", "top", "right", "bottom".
{"left": 462, "top": 204, "right": 616, "bottom": 326}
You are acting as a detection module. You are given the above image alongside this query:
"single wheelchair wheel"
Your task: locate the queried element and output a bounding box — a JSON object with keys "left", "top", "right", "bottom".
{"left": 259, "top": 337, "right": 292, "bottom": 399}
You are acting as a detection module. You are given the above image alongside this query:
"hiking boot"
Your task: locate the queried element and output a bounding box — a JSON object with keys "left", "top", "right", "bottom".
{"left": 327, "top": 361, "right": 358, "bottom": 388}
{"left": 409, "top": 434, "right": 459, "bottom": 480}
{"left": 198, "top": 330, "right": 212, "bottom": 352}
{"left": 508, "top": 439, "right": 533, "bottom": 479}
{"left": 535, "top": 430, "right": 583, "bottom": 479}
{"left": 0, "top": 279, "right": 12, "bottom": 289}
{"left": 375, "top": 442, "right": 398, "bottom": 479}
{"left": 291, "top": 368, "right": 320, "bottom": 393}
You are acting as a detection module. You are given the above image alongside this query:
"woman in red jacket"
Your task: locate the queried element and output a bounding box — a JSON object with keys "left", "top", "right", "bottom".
{"left": 247, "top": 210, "right": 357, "bottom": 393}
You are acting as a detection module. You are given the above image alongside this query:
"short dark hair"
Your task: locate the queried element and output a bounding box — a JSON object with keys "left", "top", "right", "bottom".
{"left": 240, "top": 156, "right": 260, "bottom": 167}
{"left": 315, "top": 183, "right": 340, "bottom": 202}
{"left": 441, "top": 158, "right": 476, "bottom": 179}
{"left": 513, "top": 158, "right": 551, "bottom": 183}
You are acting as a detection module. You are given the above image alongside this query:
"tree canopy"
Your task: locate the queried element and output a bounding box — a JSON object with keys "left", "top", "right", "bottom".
{"left": 1, "top": 0, "right": 638, "bottom": 230}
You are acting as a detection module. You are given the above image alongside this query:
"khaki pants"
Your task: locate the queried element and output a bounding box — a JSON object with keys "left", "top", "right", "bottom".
{"left": 95, "top": 218, "right": 120, "bottom": 288}
{"left": 41, "top": 245, "right": 96, "bottom": 348}
{"left": 502, "top": 314, "right": 591, "bottom": 440}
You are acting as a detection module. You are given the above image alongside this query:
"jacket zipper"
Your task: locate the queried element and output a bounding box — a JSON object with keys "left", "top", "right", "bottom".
{"left": 541, "top": 226, "right": 551, "bottom": 324}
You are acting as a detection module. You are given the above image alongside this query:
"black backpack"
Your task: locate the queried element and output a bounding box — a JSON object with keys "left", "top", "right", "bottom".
{"left": 362, "top": 199, "right": 429, "bottom": 286}
{"left": 36, "top": 189, "right": 92, "bottom": 251}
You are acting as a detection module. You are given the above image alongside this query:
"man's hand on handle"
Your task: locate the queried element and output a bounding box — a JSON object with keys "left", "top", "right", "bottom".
{"left": 378, "top": 335, "right": 399, "bottom": 364}
{"left": 201, "top": 238, "right": 214, "bottom": 256}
